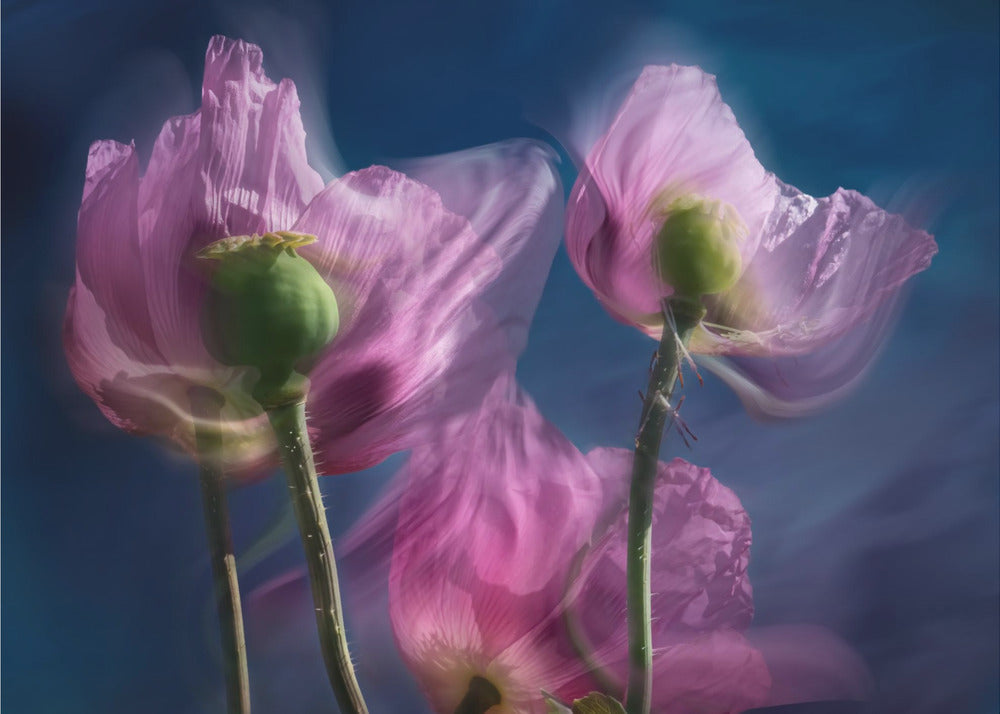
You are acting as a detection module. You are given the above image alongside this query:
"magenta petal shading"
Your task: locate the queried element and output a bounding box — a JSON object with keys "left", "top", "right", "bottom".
{"left": 565, "top": 65, "right": 937, "bottom": 415}
{"left": 65, "top": 37, "right": 561, "bottom": 479}
{"left": 399, "top": 139, "right": 564, "bottom": 358}
{"left": 573, "top": 449, "right": 768, "bottom": 712}
{"left": 137, "top": 36, "right": 325, "bottom": 369}
{"left": 566, "top": 65, "right": 777, "bottom": 326}
{"left": 345, "top": 377, "right": 770, "bottom": 712}
{"left": 76, "top": 141, "right": 163, "bottom": 365}
{"left": 301, "top": 143, "right": 562, "bottom": 475}
{"left": 748, "top": 625, "right": 874, "bottom": 706}
{"left": 387, "top": 376, "right": 606, "bottom": 712}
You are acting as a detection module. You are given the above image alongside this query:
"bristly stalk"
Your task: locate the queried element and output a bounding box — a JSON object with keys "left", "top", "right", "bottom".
{"left": 624, "top": 297, "right": 704, "bottom": 714}
{"left": 267, "top": 400, "right": 369, "bottom": 714}
{"left": 191, "top": 386, "right": 252, "bottom": 714}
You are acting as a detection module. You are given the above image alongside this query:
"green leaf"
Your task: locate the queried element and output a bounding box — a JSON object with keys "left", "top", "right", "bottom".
{"left": 571, "top": 692, "right": 627, "bottom": 714}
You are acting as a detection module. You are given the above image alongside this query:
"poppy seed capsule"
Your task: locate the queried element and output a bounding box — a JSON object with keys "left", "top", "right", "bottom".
{"left": 652, "top": 194, "right": 746, "bottom": 298}
{"left": 198, "top": 231, "right": 339, "bottom": 409}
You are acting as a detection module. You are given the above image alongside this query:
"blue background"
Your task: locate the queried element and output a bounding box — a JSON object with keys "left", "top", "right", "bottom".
{"left": 2, "top": 1, "right": 997, "bottom": 712}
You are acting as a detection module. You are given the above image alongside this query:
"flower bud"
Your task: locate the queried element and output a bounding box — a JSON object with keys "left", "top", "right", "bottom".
{"left": 651, "top": 193, "right": 746, "bottom": 297}
{"left": 199, "top": 231, "right": 339, "bottom": 409}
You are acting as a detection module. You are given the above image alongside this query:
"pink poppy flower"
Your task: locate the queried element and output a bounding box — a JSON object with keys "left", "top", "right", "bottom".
{"left": 382, "top": 376, "right": 772, "bottom": 713}
{"left": 64, "top": 36, "right": 562, "bottom": 478}
{"left": 565, "top": 65, "right": 937, "bottom": 416}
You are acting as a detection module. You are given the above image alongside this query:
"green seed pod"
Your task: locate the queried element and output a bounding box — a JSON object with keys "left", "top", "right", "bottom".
{"left": 199, "top": 231, "right": 339, "bottom": 409}
{"left": 651, "top": 194, "right": 746, "bottom": 298}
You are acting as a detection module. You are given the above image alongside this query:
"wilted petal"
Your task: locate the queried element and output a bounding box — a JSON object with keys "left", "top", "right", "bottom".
{"left": 566, "top": 65, "right": 777, "bottom": 329}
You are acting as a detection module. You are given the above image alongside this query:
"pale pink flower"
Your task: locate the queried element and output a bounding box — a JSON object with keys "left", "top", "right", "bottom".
{"left": 64, "top": 36, "right": 561, "bottom": 478}
{"left": 565, "top": 65, "right": 937, "bottom": 416}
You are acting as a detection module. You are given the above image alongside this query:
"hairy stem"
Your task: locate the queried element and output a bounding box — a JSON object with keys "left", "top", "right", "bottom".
{"left": 191, "top": 387, "right": 252, "bottom": 714}
{"left": 624, "top": 297, "right": 703, "bottom": 714}
{"left": 267, "top": 401, "right": 369, "bottom": 714}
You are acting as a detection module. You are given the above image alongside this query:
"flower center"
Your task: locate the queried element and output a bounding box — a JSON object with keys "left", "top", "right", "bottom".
{"left": 649, "top": 191, "right": 747, "bottom": 297}
{"left": 453, "top": 675, "right": 502, "bottom": 714}
{"left": 196, "top": 230, "right": 318, "bottom": 258}
{"left": 197, "top": 230, "right": 339, "bottom": 409}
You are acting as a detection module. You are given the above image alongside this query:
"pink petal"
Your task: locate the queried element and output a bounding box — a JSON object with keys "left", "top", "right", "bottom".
{"left": 76, "top": 141, "right": 162, "bottom": 364}
{"left": 138, "top": 111, "right": 206, "bottom": 366}
{"left": 578, "top": 451, "right": 754, "bottom": 641}
{"left": 699, "top": 180, "right": 938, "bottom": 358}
{"left": 64, "top": 281, "right": 275, "bottom": 476}
{"left": 566, "top": 65, "right": 777, "bottom": 331}
{"left": 648, "top": 629, "right": 770, "bottom": 713}
{"left": 198, "top": 36, "right": 324, "bottom": 235}
{"left": 385, "top": 376, "right": 606, "bottom": 710}
{"left": 698, "top": 301, "right": 900, "bottom": 419}
{"left": 747, "top": 625, "right": 874, "bottom": 706}
{"left": 399, "top": 139, "right": 564, "bottom": 357}
{"left": 137, "top": 36, "right": 324, "bottom": 367}
{"left": 64, "top": 280, "right": 171, "bottom": 433}
{"left": 300, "top": 147, "right": 561, "bottom": 474}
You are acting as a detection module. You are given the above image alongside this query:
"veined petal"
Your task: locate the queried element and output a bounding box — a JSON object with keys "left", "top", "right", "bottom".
{"left": 701, "top": 180, "right": 938, "bottom": 357}
{"left": 77, "top": 140, "right": 162, "bottom": 364}
{"left": 400, "top": 139, "right": 564, "bottom": 357}
{"left": 300, "top": 149, "right": 561, "bottom": 474}
{"left": 384, "top": 376, "right": 606, "bottom": 711}
{"left": 566, "top": 65, "right": 777, "bottom": 325}
{"left": 138, "top": 111, "right": 206, "bottom": 366}
{"left": 575, "top": 451, "right": 755, "bottom": 656}
{"left": 137, "top": 36, "right": 324, "bottom": 368}
{"left": 198, "top": 36, "right": 324, "bottom": 235}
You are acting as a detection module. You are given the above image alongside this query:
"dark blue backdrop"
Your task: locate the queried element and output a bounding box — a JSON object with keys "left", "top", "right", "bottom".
{"left": 3, "top": 1, "right": 997, "bottom": 713}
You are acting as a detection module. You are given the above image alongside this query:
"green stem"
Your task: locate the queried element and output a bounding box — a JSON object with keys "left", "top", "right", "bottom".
{"left": 267, "top": 401, "right": 369, "bottom": 714}
{"left": 624, "top": 297, "right": 704, "bottom": 714}
{"left": 191, "top": 387, "right": 252, "bottom": 714}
